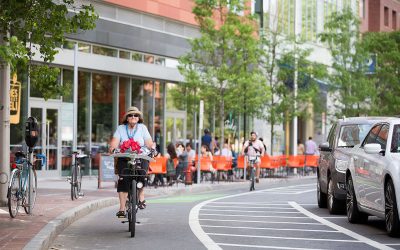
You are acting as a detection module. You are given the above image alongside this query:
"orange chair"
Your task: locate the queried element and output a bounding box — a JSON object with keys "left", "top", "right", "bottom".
{"left": 236, "top": 155, "right": 246, "bottom": 169}
{"left": 148, "top": 156, "right": 167, "bottom": 174}
{"left": 260, "top": 156, "right": 271, "bottom": 169}
{"left": 305, "top": 155, "right": 319, "bottom": 168}
{"left": 196, "top": 157, "right": 215, "bottom": 183}
{"left": 270, "top": 156, "right": 281, "bottom": 168}
{"left": 287, "top": 155, "right": 305, "bottom": 168}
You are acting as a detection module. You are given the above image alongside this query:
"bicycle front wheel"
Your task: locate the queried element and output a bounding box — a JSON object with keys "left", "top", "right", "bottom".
{"left": 8, "top": 169, "right": 21, "bottom": 218}
{"left": 71, "top": 165, "right": 78, "bottom": 200}
{"left": 24, "top": 168, "right": 38, "bottom": 214}
{"left": 249, "top": 167, "right": 255, "bottom": 191}
{"left": 130, "top": 180, "right": 137, "bottom": 238}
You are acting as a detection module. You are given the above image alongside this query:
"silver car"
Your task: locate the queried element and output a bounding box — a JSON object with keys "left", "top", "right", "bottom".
{"left": 318, "top": 117, "right": 377, "bottom": 214}
{"left": 346, "top": 118, "right": 400, "bottom": 236}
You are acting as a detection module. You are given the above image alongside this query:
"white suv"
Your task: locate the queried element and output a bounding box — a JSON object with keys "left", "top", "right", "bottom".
{"left": 346, "top": 118, "right": 400, "bottom": 236}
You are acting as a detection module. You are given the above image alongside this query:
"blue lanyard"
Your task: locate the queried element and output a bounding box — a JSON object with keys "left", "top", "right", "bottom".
{"left": 126, "top": 124, "right": 138, "bottom": 139}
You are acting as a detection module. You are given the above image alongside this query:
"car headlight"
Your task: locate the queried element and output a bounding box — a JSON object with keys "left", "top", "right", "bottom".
{"left": 335, "top": 159, "right": 348, "bottom": 173}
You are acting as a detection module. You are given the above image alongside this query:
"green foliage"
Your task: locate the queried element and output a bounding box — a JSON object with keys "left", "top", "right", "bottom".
{"left": 0, "top": 0, "right": 98, "bottom": 100}
{"left": 319, "top": 8, "right": 375, "bottom": 118}
{"left": 179, "top": 0, "right": 268, "bottom": 142}
{"left": 362, "top": 31, "right": 400, "bottom": 115}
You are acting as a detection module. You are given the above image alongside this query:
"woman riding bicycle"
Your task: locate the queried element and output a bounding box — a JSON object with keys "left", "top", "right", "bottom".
{"left": 109, "top": 106, "right": 153, "bottom": 218}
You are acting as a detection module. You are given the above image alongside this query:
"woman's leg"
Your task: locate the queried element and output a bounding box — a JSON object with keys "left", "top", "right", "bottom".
{"left": 118, "top": 192, "right": 128, "bottom": 211}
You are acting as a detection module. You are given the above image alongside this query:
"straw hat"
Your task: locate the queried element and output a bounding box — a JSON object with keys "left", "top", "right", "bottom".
{"left": 123, "top": 106, "right": 142, "bottom": 121}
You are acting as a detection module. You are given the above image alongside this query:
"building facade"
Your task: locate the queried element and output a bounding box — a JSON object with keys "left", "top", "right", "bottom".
{"left": 10, "top": 0, "right": 199, "bottom": 178}
{"left": 360, "top": 0, "right": 400, "bottom": 32}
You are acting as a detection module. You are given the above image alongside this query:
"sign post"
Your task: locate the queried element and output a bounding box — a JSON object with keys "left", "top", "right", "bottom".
{"left": 197, "top": 100, "right": 204, "bottom": 184}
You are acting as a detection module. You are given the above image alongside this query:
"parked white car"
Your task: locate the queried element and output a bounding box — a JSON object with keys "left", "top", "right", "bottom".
{"left": 346, "top": 118, "right": 400, "bottom": 236}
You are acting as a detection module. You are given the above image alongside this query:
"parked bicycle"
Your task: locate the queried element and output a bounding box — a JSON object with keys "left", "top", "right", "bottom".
{"left": 68, "top": 151, "right": 88, "bottom": 200}
{"left": 111, "top": 150, "right": 155, "bottom": 238}
{"left": 7, "top": 151, "right": 44, "bottom": 218}
{"left": 248, "top": 155, "right": 259, "bottom": 191}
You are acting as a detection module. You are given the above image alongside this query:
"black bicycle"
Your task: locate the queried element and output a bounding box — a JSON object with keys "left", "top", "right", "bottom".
{"left": 69, "top": 151, "right": 87, "bottom": 200}
{"left": 247, "top": 155, "right": 259, "bottom": 191}
{"left": 111, "top": 151, "right": 154, "bottom": 238}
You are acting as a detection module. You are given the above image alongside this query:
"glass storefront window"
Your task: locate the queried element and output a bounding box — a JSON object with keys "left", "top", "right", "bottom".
{"left": 144, "top": 55, "right": 154, "bottom": 64}
{"left": 119, "top": 50, "right": 130, "bottom": 59}
{"left": 92, "top": 45, "right": 117, "bottom": 57}
{"left": 78, "top": 42, "right": 91, "bottom": 53}
{"left": 30, "top": 65, "right": 61, "bottom": 99}
{"left": 77, "top": 71, "right": 91, "bottom": 175}
{"left": 92, "top": 73, "right": 116, "bottom": 171}
{"left": 154, "top": 81, "right": 164, "bottom": 154}
{"left": 63, "top": 40, "right": 76, "bottom": 50}
{"left": 131, "top": 79, "right": 143, "bottom": 109}
{"left": 119, "top": 77, "right": 129, "bottom": 122}
{"left": 155, "top": 57, "right": 166, "bottom": 66}
{"left": 62, "top": 69, "right": 73, "bottom": 103}
{"left": 132, "top": 52, "right": 143, "bottom": 62}
{"left": 143, "top": 80, "right": 153, "bottom": 136}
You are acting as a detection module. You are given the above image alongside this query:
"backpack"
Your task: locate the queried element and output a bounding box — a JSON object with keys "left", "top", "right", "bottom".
{"left": 167, "top": 159, "right": 176, "bottom": 176}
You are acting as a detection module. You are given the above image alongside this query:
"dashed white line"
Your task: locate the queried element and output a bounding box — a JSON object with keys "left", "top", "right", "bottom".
{"left": 201, "top": 208, "right": 300, "bottom": 214}
{"left": 289, "top": 202, "right": 395, "bottom": 250}
{"left": 201, "top": 213, "right": 309, "bottom": 219}
{"left": 217, "top": 243, "right": 326, "bottom": 250}
{"left": 199, "top": 218, "right": 322, "bottom": 225}
{"left": 207, "top": 233, "right": 360, "bottom": 243}
{"left": 205, "top": 205, "right": 296, "bottom": 210}
{"left": 202, "top": 225, "right": 339, "bottom": 233}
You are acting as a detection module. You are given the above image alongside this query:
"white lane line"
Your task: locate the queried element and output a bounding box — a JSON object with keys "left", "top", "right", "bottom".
{"left": 321, "top": 216, "right": 347, "bottom": 219}
{"left": 201, "top": 213, "right": 309, "bottom": 219}
{"left": 201, "top": 208, "right": 300, "bottom": 214}
{"left": 207, "top": 233, "right": 360, "bottom": 243}
{"left": 199, "top": 218, "right": 322, "bottom": 225}
{"left": 189, "top": 184, "right": 319, "bottom": 250}
{"left": 205, "top": 205, "right": 296, "bottom": 210}
{"left": 210, "top": 202, "right": 317, "bottom": 206}
{"left": 217, "top": 243, "right": 326, "bottom": 250}
{"left": 202, "top": 225, "right": 339, "bottom": 233}
{"left": 0, "top": 208, "right": 8, "bottom": 214}
{"left": 289, "top": 202, "right": 395, "bottom": 250}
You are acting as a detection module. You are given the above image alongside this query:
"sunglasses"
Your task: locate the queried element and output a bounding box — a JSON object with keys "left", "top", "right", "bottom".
{"left": 127, "top": 114, "right": 140, "bottom": 118}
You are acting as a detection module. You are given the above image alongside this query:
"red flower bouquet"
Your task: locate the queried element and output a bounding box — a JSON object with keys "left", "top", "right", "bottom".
{"left": 119, "top": 138, "right": 142, "bottom": 153}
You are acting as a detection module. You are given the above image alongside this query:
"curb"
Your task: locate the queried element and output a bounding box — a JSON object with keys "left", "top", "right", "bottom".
{"left": 23, "top": 197, "right": 118, "bottom": 250}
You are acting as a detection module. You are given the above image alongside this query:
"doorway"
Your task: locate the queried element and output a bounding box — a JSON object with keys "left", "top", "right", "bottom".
{"left": 30, "top": 102, "right": 61, "bottom": 178}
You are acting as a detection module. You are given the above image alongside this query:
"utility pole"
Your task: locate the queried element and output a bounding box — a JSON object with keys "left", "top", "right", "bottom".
{"left": 0, "top": 33, "right": 11, "bottom": 206}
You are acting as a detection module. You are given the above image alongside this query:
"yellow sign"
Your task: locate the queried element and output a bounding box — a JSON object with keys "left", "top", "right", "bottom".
{"left": 10, "top": 73, "right": 21, "bottom": 124}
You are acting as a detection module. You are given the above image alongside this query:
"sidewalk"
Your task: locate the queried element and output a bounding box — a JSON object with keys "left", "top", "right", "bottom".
{"left": 0, "top": 176, "right": 253, "bottom": 250}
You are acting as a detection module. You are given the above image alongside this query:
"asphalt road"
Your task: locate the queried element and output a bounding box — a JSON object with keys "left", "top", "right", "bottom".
{"left": 50, "top": 177, "right": 400, "bottom": 250}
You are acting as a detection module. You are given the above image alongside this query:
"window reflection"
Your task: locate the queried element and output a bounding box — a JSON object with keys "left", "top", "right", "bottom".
{"left": 92, "top": 73, "right": 116, "bottom": 171}
{"left": 119, "top": 77, "right": 129, "bottom": 122}
{"left": 154, "top": 81, "right": 164, "bottom": 154}
{"left": 143, "top": 81, "right": 153, "bottom": 136}
{"left": 93, "top": 45, "right": 118, "bottom": 57}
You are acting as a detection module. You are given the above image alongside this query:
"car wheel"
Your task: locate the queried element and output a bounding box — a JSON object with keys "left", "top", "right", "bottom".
{"left": 317, "top": 178, "right": 327, "bottom": 208}
{"left": 328, "top": 178, "right": 343, "bottom": 214}
{"left": 385, "top": 179, "right": 400, "bottom": 237}
{"left": 346, "top": 175, "right": 368, "bottom": 223}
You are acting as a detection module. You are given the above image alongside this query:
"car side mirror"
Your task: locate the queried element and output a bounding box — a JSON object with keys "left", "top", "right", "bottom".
{"left": 319, "top": 142, "right": 331, "bottom": 152}
{"left": 364, "top": 143, "right": 382, "bottom": 154}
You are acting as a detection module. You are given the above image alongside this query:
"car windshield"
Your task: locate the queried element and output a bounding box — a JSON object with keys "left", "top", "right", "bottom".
{"left": 337, "top": 124, "right": 372, "bottom": 148}
{"left": 391, "top": 124, "right": 400, "bottom": 153}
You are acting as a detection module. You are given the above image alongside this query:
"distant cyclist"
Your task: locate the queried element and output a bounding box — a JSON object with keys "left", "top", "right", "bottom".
{"left": 241, "top": 131, "right": 265, "bottom": 183}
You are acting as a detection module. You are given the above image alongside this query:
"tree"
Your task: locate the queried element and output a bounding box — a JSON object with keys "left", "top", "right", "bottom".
{"left": 0, "top": 0, "right": 98, "bottom": 99}
{"left": 362, "top": 31, "right": 400, "bottom": 115}
{"left": 319, "top": 8, "right": 375, "bottom": 118}
{"left": 0, "top": 0, "right": 97, "bottom": 206}
{"left": 260, "top": 23, "right": 325, "bottom": 154}
{"left": 179, "top": 0, "right": 268, "bottom": 145}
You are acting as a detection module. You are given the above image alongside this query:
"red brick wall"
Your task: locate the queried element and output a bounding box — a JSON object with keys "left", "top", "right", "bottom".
{"left": 103, "top": 0, "right": 197, "bottom": 25}
{"left": 367, "top": 0, "right": 400, "bottom": 32}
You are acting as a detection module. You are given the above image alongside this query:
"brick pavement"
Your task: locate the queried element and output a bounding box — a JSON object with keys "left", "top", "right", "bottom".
{"left": 0, "top": 177, "right": 247, "bottom": 250}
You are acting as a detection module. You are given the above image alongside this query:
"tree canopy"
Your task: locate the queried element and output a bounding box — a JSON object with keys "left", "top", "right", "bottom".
{"left": 0, "top": 0, "right": 98, "bottom": 99}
